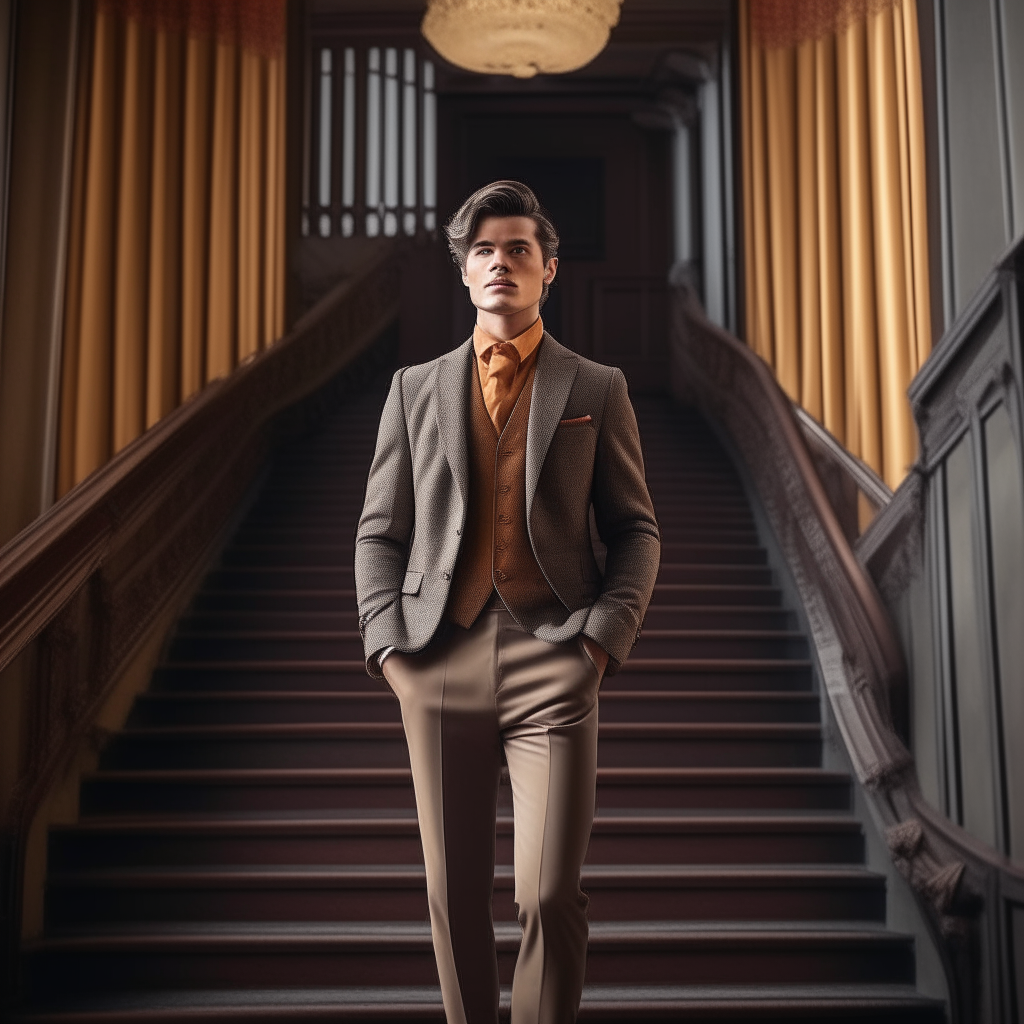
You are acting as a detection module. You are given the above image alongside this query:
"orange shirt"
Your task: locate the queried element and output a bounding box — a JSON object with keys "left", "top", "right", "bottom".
{"left": 472, "top": 318, "right": 544, "bottom": 433}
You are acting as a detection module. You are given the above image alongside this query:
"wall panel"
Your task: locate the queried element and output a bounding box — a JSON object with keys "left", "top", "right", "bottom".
{"left": 984, "top": 405, "right": 1024, "bottom": 859}
{"left": 998, "top": 0, "right": 1024, "bottom": 237}
{"left": 941, "top": 0, "right": 1007, "bottom": 313}
{"left": 945, "top": 432, "right": 999, "bottom": 848}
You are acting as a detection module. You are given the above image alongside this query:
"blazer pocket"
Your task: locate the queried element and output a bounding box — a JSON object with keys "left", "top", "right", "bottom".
{"left": 559, "top": 414, "right": 592, "bottom": 426}
{"left": 401, "top": 570, "right": 424, "bottom": 595}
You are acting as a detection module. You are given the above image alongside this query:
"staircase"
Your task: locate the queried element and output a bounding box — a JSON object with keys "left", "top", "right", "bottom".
{"left": 16, "top": 385, "right": 947, "bottom": 1021}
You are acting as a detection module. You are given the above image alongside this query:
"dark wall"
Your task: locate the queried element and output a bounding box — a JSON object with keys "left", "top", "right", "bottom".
{"left": 922, "top": 0, "right": 1024, "bottom": 331}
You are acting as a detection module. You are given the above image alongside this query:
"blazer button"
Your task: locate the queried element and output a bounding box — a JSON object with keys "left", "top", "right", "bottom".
{"left": 494, "top": 569, "right": 507, "bottom": 582}
{"left": 497, "top": 514, "right": 511, "bottom": 524}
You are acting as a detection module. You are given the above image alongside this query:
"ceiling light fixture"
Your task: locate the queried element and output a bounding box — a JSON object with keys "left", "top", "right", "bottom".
{"left": 421, "top": 0, "right": 624, "bottom": 79}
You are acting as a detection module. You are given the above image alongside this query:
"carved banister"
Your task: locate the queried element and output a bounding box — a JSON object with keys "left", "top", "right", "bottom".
{"left": 0, "top": 245, "right": 397, "bottom": 679}
{"left": 671, "top": 280, "right": 1024, "bottom": 1022}
{"left": 0, "top": 242, "right": 399, "bottom": 857}
{"left": 793, "top": 405, "right": 893, "bottom": 545}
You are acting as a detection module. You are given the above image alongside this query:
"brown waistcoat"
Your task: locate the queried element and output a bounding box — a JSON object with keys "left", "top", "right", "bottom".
{"left": 446, "top": 362, "right": 562, "bottom": 628}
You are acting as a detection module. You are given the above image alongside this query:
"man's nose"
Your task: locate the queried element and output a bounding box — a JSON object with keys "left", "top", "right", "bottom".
{"left": 488, "top": 254, "right": 509, "bottom": 273}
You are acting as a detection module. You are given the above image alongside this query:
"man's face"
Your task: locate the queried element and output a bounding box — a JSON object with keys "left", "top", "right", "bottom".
{"left": 462, "top": 215, "right": 558, "bottom": 318}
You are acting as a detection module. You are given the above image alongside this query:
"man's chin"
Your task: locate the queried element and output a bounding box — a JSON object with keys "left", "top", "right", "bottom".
{"left": 473, "top": 294, "right": 537, "bottom": 316}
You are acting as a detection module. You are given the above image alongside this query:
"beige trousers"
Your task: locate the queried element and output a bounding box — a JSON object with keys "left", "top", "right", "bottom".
{"left": 382, "top": 604, "right": 601, "bottom": 1024}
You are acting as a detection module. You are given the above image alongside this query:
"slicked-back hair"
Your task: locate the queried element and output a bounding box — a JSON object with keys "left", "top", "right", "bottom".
{"left": 445, "top": 180, "right": 560, "bottom": 305}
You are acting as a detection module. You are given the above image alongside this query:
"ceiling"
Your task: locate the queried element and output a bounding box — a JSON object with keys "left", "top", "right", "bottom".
{"left": 308, "top": 0, "right": 732, "bottom": 87}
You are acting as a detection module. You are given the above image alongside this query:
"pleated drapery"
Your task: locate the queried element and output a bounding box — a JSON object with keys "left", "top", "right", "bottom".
{"left": 57, "top": 0, "right": 286, "bottom": 497}
{"left": 739, "top": 0, "right": 931, "bottom": 489}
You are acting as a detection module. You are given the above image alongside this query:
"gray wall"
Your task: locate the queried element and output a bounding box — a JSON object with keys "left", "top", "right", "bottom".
{"left": 924, "top": 0, "right": 1024, "bottom": 330}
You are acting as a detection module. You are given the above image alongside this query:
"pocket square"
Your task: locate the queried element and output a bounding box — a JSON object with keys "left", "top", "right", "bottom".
{"left": 559, "top": 414, "right": 592, "bottom": 426}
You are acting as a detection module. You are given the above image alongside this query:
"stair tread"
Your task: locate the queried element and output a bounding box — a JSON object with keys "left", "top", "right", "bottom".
{"left": 10, "top": 983, "right": 947, "bottom": 1022}
{"left": 158, "top": 658, "right": 813, "bottom": 671}
{"left": 32, "top": 918, "right": 918, "bottom": 949}
{"left": 114, "top": 722, "right": 822, "bottom": 737}
{"left": 51, "top": 864, "right": 883, "bottom": 884}
{"left": 86, "top": 765, "right": 849, "bottom": 780}
{"left": 136, "top": 689, "right": 818, "bottom": 703}
{"left": 58, "top": 811, "right": 862, "bottom": 833}
{"left": 170, "top": 628, "right": 805, "bottom": 641}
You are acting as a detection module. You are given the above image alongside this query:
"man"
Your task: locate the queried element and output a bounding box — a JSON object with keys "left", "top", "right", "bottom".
{"left": 355, "top": 180, "right": 660, "bottom": 1024}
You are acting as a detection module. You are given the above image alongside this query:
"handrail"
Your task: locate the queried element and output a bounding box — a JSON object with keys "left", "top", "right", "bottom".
{"left": 793, "top": 406, "right": 893, "bottom": 544}
{"left": 0, "top": 243, "right": 399, "bottom": 833}
{"left": 670, "top": 280, "right": 1021, "bottom": 1022}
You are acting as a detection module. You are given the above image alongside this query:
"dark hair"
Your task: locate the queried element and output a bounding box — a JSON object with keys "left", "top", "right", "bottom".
{"left": 444, "top": 180, "right": 560, "bottom": 304}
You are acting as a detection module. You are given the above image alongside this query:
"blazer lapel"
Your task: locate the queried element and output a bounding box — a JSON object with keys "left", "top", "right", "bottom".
{"left": 435, "top": 337, "right": 474, "bottom": 501}
{"left": 526, "top": 332, "right": 579, "bottom": 511}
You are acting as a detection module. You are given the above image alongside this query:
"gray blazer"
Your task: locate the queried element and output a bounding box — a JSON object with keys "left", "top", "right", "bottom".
{"left": 354, "top": 332, "right": 661, "bottom": 677}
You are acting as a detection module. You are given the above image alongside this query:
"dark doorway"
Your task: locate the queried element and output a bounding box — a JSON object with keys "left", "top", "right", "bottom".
{"left": 442, "top": 104, "right": 673, "bottom": 393}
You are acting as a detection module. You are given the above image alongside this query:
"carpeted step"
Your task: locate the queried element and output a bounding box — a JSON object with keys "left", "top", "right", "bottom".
{"left": 45, "top": 864, "right": 887, "bottom": 927}
{"left": 24, "top": 920, "right": 920, "bottom": 992}
{"left": 79, "top": 766, "right": 853, "bottom": 816}
{"left": 5, "top": 982, "right": 951, "bottom": 1023}
{"left": 48, "top": 813, "right": 866, "bottom": 871}
{"left": 127, "top": 689, "right": 818, "bottom": 728}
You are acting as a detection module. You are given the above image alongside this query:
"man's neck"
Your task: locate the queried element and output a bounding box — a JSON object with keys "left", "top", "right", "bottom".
{"left": 475, "top": 305, "right": 541, "bottom": 341}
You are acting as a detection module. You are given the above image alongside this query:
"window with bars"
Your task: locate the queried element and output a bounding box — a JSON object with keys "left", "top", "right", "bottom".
{"left": 305, "top": 44, "right": 437, "bottom": 240}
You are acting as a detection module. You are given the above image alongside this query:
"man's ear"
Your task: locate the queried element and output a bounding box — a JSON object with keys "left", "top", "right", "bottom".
{"left": 544, "top": 257, "right": 558, "bottom": 285}
{"left": 461, "top": 267, "right": 470, "bottom": 286}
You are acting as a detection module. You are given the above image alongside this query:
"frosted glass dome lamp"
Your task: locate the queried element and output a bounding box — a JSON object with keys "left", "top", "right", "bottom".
{"left": 421, "top": 0, "right": 624, "bottom": 79}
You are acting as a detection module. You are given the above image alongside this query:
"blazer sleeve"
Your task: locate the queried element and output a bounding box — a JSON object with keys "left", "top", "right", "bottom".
{"left": 583, "top": 367, "right": 661, "bottom": 671}
{"left": 355, "top": 368, "right": 414, "bottom": 673}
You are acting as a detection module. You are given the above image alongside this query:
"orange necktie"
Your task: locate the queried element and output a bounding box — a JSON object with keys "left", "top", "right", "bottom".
{"left": 481, "top": 342, "right": 520, "bottom": 433}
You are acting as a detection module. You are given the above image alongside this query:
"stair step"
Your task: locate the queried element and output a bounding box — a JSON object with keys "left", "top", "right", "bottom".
{"left": 5, "top": 983, "right": 950, "bottom": 1023}
{"left": 608, "top": 659, "right": 813, "bottom": 692}
{"left": 188, "top": 590, "right": 356, "bottom": 613}
{"left": 49, "top": 813, "right": 865, "bottom": 869}
{"left": 46, "top": 865, "right": 887, "bottom": 927}
{"left": 129, "top": 690, "right": 819, "bottom": 727}
{"left": 165, "top": 629, "right": 807, "bottom": 662}
{"left": 220, "top": 542, "right": 769, "bottom": 568}
{"left": 201, "top": 564, "right": 774, "bottom": 590}
{"left": 24, "top": 920, "right": 920, "bottom": 991}
{"left": 649, "top": 584, "right": 782, "bottom": 606}
{"left": 152, "top": 657, "right": 815, "bottom": 693}
{"left": 99, "top": 722, "right": 822, "bottom": 771}
{"left": 79, "top": 767, "right": 852, "bottom": 815}
{"left": 177, "top": 605, "right": 798, "bottom": 633}
{"left": 641, "top": 606, "right": 795, "bottom": 630}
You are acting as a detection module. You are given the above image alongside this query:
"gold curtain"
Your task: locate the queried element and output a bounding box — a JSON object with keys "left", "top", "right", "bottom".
{"left": 739, "top": 0, "right": 931, "bottom": 489}
{"left": 57, "top": 0, "right": 286, "bottom": 497}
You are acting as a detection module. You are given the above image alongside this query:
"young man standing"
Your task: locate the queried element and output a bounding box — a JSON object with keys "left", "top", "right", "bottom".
{"left": 355, "top": 181, "right": 660, "bottom": 1024}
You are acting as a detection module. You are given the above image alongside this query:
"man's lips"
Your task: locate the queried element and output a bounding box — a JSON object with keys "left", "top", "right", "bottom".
{"left": 486, "top": 280, "right": 516, "bottom": 288}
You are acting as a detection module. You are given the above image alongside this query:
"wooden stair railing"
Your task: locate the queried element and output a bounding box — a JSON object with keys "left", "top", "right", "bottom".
{"left": 793, "top": 406, "right": 894, "bottom": 546}
{"left": 0, "top": 244, "right": 400, "bottom": 1002}
{"left": 670, "top": 282, "right": 1021, "bottom": 1023}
